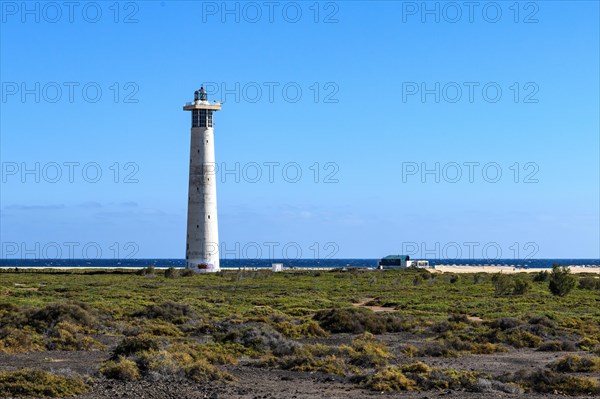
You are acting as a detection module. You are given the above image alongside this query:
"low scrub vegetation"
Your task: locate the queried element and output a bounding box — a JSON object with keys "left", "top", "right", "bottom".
{"left": 313, "top": 307, "right": 411, "bottom": 334}
{"left": 549, "top": 355, "right": 600, "bottom": 373}
{"left": 365, "top": 363, "right": 482, "bottom": 392}
{"left": 0, "top": 369, "right": 88, "bottom": 397}
{"left": 1, "top": 268, "right": 600, "bottom": 395}
{"left": 101, "top": 335, "right": 234, "bottom": 382}
{"left": 501, "top": 368, "right": 600, "bottom": 395}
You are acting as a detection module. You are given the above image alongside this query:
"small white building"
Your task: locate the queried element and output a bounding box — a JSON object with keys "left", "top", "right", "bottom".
{"left": 272, "top": 263, "right": 283, "bottom": 272}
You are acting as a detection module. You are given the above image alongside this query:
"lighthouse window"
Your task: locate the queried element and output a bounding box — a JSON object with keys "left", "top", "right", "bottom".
{"left": 192, "top": 109, "right": 213, "bottom": 128}
{"left": 199, "top": 109, "right": 208, "bottom": 127}
{"left": 192, "top": 110, "right": 200, "bottom": 127}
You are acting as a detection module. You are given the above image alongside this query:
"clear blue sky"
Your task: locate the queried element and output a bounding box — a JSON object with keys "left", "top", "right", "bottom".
{"left": 1, "top": 1, "right": 598, "bottom": 260}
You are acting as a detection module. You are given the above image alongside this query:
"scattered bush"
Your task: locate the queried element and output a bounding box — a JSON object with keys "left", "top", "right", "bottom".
{"left": 342, "top": 332, "right": 392, "bottom": 367}
{"left": 217, "top": 323, "right": 300, "bottom": 356}
{"left": 314, "top": 307, "right": 408, "bottom": 334}
{"left": 100, "top": 357, "right": 141, "bottom": 381}
{"left": 538, "top": 340, "right": 577, "bottom": 352}
{"left": 578, "top": 276, "right": 600, "bottom": 290}
{"left": 472, "top": 378, "right": 523, "bottom": 394}
{"left": 502, "top": 330, "right": 543, "bottom": 348}
{"left": 180, "top": 268, "right": 196, "bottom": 277}
{"left": 112, "top": 334, "right": 160, "bottom": 358}
{"left": 366, "top": 363, "right": 480, "bottom": 392}
{"left": 549, "top": 265, "right": 576, "bottom": 297}
{"left": 284, "top": 353, "right": 350, "bottom": 376}
{"left": 492, "top": 273, "right": 513, "bottom": 296}
{"left": 28, "top": 302, "right": 96, "bottom": 330}
{"left": 164, "top": 268, "right": 178, "bottom": 278}
{"left": 532, "top": 270, "right": 549, "bottom": 282}
{"left": 549, "top": 355, "right": 600, "bottom": 373}
{"left": 183, "top": 356, "right": 234, "bottom": 381}
{"left": 0, "top": 327, "right": 44, "bottom": 353}
{"left": 366, "top": 367, "right": 416, "bottom": 391}
{"left": 578, "top": 337, "right": 599, "bottom": 351}
{"left": 400, "top": 344, "right": 419, "bottom": 358}
{"left": 0, "top": 369, "right": 88, "bottom": 397}
{"left": 137, "top": 265, "right": 156, "bottom": 275}
{"left": 512, "top": 279, "right": 530, "bottom": 295}
{"left": 502, "top": 368, "right": 600, "bottom": 395}
{"left": 0, "top": 302, "right": 101, "bottom": 352}
{"left": 45, "top": 321, "right": 105, "bottom": 351}
{"left": 528, "top": 315, "right": 556, "bottom": 329}
{"left": 490, "top": 317, "right": 521, "bottom": 331}
{"left": 471, "top": 342, "right": 507, "bottom": 354}
{"left": 419, "top": 341, "right": 458, "bottom": 358}
{"left": 103, "top": 339, "right": 235, "bottom": 382}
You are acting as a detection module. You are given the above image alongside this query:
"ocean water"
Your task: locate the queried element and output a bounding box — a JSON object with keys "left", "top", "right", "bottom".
{"left": 0, "top": 259, "right": 598, "bottom": 269}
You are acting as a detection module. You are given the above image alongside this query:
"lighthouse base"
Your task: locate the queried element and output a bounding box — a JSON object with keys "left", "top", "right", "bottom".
{"left": 186, "top": 259, "right": 220, "bottom": 273}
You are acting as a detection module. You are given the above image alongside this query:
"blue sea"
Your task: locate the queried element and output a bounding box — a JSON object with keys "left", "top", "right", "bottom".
{"left": 0, "top": 259, "right": 598, "bottom": 269}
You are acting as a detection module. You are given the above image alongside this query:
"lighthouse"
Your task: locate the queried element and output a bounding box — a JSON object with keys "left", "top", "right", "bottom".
{"left": 183, "top": 87, "right": 221, "bottom": 272}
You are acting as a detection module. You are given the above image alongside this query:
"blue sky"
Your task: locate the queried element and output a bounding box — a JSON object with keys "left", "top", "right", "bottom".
{"left": 1, "top": 1, "right": 598, "bottom": 260}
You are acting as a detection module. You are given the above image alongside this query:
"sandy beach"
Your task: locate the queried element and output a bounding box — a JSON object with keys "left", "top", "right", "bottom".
{"left": 433, "top": 265, "right": 600, "bottom": 274}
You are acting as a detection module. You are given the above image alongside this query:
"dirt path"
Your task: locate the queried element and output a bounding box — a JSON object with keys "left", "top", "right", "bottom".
{"left": 352, "top": 297, "right": 396, "bottom": 313}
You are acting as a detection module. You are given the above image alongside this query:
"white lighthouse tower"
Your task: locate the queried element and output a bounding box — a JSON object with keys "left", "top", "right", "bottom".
{"left": 183, "top": 87, "right": 221, "bottom": 272}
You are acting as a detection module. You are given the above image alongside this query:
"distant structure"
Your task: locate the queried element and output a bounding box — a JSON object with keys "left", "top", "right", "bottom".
{"left": 272, "top": 263, "right": 284, "bottom": 272}
{"left": 377, "top": 255, "right": 430, "bottom": 269}
{"left": 183, "top": 87, "right": 222, "bottom": 272}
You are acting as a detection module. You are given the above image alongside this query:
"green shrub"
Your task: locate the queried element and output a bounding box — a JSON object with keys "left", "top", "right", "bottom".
{"left": 503, "top": 330, "right": 543, "bottom": 348}
{"left": 164, "top": 268, "right": 178, "bottom": 278}
{"left": 100, "top": 357, "right": 141, "bottom": 381}
{"left": 578, "top": 337, "right": 599, "bottom": 351}
{"left": 471, "top": 342, "right": 507, "bottom": 354}
{"left": 504, "top": 368, "right": 600, "bottom": 395}
{"left": 112, "top": 334, "right": 159, "bottom": 358}
{"left": 28, "top": 302, "right": 96, "bottom": 330}
{"left": 492, "top": 273, "right": 513, "bottom": 296}
{"left": 400, "top": 344, "right": 419, "bottom": 358}
{"left": 184, "top": 357, "right": 235, "bottom": 381}
{"left": 538, "top": 340, "right": 576, "bottom": 352}
{"left": 216, "top": 322, "right": 300, "bottom": 356}
{"left": 313, "top": 307, "right": 408, "bottom": 334}
{"left": 366, "top": 367, "right": 416, "bottom": 391}
{"left": 549, "top": 355, "right": 600, "bottom": 373}
{"left": 287, "top": 354, "right": 350, "bottom": 376}
{"left": 366, "top": 364, "right": 481, "bottom": 392}
{"left": 549, "top": 265, "right": 576, "bottom": 297}
{"left": 0, "top": 327, "right": 44, "bottom": 353}
{"left": 532, "top": 271, "right": 549, "bottom": 282}
{"left": 180, "top": 268, "right": 196, "bottom": 277}
{"left": 0, "top": 369, "right": 88, "bottom": 397}
{"left": 137, "top": 266, "right": 156, "bottom": 276}
{"left": 512, "top": 279, "right": 530, "bottom": 295}
{"left": 490, "top": 317, "right": 521, "bottom": 330}
{"left": 45, "top": 321, "right": 105, "bottom": 351}
{"left": 578, "top": 276, "right": 600, "bottom": 290}
{"left": 342, "top": 332, "right": 392, "bottom": 367}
